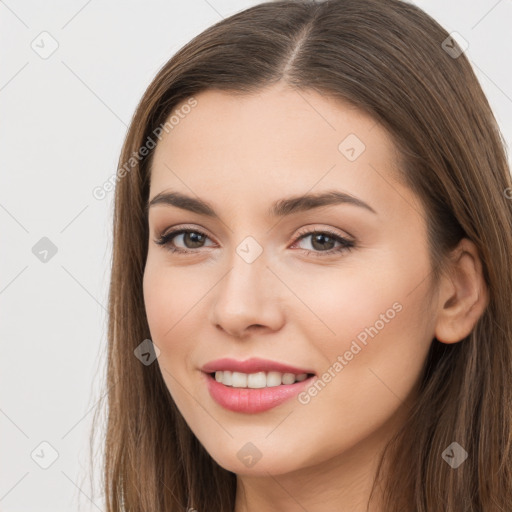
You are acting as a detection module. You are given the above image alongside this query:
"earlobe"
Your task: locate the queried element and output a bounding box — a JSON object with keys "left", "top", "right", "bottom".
{"left": 434, "top": 238, "right": 489, "bottom": 344}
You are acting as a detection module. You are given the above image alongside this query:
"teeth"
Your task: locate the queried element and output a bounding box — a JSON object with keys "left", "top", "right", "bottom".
{"left": 213, "top": 370, "right": 310, "bottom": 388}
{"left": 231, "top": 371, "right": 247, "bottom": 388}
{"left": 266, "top": 371, "right": 282, "bottom": 387}
{"left": 222, "top": 371, "right": 232, "bottom": 386}
{"left": 248, "top": 372, "right": 266, "bottom": 388}
{"left": 282, "top": 373, "right": 296, "bottom": 385}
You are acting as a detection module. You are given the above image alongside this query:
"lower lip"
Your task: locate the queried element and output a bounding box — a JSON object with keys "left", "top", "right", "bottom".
{"left": 203, "top": 372, "right": 316, "bottom": 413}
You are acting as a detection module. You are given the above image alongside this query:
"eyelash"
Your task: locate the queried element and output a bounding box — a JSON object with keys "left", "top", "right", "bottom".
{"left": 153, "top": 225, "right": 355, "bottom": 257}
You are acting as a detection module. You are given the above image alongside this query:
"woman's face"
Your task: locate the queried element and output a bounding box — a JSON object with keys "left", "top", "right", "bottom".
{"left": 143, "top": 83, "right": 438, "bottom": 478}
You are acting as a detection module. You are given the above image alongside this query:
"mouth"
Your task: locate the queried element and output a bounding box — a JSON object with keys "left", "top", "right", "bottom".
{"left": 203, "top": 370, "right": 317, "bottom": 413}
{"left": 207, "top": 370, "right": 316, "bottom": 388}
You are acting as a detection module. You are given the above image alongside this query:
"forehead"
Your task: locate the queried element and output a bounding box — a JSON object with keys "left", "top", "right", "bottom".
{"left": 148, "top": 85, "right": 418, "bottom": 220}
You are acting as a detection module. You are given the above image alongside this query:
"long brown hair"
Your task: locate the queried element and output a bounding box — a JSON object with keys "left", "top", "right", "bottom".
{"left": 89, "top": 0, "right": 512, "bottom": 510}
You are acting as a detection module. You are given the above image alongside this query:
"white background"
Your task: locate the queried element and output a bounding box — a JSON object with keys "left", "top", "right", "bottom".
{"left": 1, "top": 1, "right": 511, "bottom": 510}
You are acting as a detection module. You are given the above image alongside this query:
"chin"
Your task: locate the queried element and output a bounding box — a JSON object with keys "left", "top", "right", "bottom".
{"left": 202, "top": 439, "right": 313, "bottom": 477}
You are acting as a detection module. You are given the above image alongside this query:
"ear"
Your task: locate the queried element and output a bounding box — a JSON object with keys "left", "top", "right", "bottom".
{"left": 434, "top": 238, "right": 489, "bottom": 344}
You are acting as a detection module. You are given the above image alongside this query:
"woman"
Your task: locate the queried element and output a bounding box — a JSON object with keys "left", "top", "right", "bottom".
{"left": 92, "top": 0, "right": 512, "bottom": 510}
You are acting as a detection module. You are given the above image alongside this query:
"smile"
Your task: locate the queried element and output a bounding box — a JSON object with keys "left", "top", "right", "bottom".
{"left": 203, "top": 371, "right": 317, "bottom": 413}
{"left": 213, "top": 370, "right": 311, "bottom": 387}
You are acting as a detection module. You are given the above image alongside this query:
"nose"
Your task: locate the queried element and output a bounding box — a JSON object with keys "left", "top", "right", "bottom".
{"left": 209, "top": 249, "right": 286, "bottom": 338}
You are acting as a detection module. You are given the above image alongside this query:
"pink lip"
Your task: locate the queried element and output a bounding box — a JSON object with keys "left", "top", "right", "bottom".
{"left": 202, "top": 372, "right": 316, "bottom": 414}
{"left": 201, "top": 357, "right": 315, "bottom": 375}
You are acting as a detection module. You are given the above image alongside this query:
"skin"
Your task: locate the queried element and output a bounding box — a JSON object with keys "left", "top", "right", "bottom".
{"left": 142, "top": 82, "right": 488, "bottom": 511}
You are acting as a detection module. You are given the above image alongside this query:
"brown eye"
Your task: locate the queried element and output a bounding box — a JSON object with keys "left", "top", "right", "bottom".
{"left": 180, "top": 231, "right": 207, "bottom": 249}
{"left": 154, "top": 228, "right": 214, "bottom": 254}
{"left": 292, "top": 229, "right": 355, "bottom": 257}
{"left": 309, "top": 233, "right": 337, "bottom": 251}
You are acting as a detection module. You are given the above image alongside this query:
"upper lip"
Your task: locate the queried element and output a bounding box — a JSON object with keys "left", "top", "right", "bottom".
{"left": 201, "top": 357, "right": 315, "bottom": 375}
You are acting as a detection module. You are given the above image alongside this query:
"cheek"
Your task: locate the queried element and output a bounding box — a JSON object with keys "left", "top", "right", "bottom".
{"left": 143, "top": 260, "right": 203, "bottom": 343}
{"left": 284, "top": 264, "right": 399, "bottom": 343}
{"left": 143, "top": 263, "right": 200, "bottom": 405}
{"left": 143, "top": 265, "right": 172, "bottom": 340}
{"left": 142, "top": 260, "right": 216, "bottom": 391}
{"left": 294, "top": 262, "right": 432, "bottom": 400}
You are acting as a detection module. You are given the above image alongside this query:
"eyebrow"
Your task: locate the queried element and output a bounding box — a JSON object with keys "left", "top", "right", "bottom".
{"left": 146, "top": 189, "right": 377, "bottom": 217}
